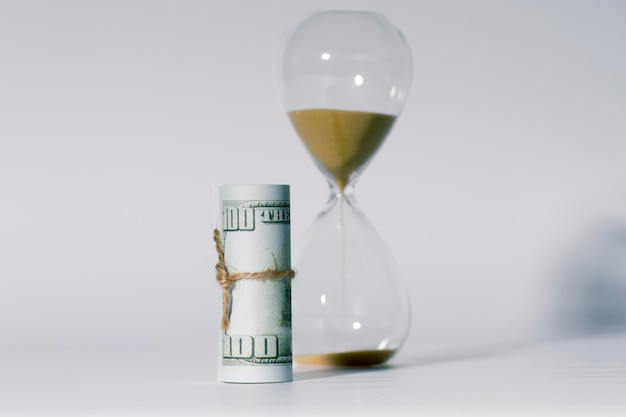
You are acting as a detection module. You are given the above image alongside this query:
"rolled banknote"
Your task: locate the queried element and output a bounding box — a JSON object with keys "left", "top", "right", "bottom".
{"left": 215, "top": 184, "right": 294, "bottom": 383}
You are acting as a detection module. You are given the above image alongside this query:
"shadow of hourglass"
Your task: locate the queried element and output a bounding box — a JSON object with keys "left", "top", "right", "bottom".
{"left": 550, "top": 221, "right": 626, "bottom": 338}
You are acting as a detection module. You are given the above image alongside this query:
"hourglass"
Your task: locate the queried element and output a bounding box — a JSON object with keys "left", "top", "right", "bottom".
{"left": 278, "top": 11, "right": 413, "bottom": 367}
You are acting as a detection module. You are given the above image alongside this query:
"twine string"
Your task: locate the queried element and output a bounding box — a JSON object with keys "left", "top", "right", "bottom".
{"left": 213, "top": 229, "right": 295, "bottom": 330}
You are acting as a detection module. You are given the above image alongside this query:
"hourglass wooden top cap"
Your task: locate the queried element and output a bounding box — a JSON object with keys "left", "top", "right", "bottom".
{"left": 278, "top": 10, "right": 413, "bottom": 115}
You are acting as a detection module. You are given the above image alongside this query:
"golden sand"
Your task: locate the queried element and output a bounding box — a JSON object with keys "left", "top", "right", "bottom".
{"left": 288, "top": 109, "right": 395, "bottom": 191}
{"left": 296, "top": 349, "right": 396, "bottom": 367}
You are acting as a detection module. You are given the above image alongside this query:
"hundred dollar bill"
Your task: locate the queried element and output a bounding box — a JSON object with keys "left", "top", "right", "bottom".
{"left": 216, "top": 184, "right": 293, "bottom": 383}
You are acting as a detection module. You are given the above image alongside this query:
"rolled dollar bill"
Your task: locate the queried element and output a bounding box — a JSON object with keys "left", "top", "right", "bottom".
{"left": 215, "top": 184, "right": 294, "bottom": 383}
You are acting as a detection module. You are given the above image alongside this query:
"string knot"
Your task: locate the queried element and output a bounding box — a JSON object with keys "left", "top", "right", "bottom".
{"left": 213, "top": 229, "right": 295, "bottom": 330}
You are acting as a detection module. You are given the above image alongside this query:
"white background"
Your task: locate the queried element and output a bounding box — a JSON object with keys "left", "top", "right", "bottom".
{"left": 1, "top": 1, "right": 626, "bottom": 415}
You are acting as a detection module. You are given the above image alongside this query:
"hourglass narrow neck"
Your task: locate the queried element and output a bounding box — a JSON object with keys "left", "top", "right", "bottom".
{"left": 328, "top": 179, "right": 358, "bottom": 207}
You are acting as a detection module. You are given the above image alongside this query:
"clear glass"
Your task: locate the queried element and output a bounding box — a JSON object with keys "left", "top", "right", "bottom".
{"left": 277, "top": 11, "right": 413, "bottom": 367}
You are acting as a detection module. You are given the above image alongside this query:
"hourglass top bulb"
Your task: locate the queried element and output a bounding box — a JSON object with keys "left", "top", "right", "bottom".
{"left": 279, "top": 10, "right": 413, "bottom": 193}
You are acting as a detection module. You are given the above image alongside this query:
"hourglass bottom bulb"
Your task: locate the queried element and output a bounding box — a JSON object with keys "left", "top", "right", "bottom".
{"left": 291, "top": 196, "right": 410, "bottom": 368}
{"left": 295, "top": 349, "right": 396, "bottom": 367}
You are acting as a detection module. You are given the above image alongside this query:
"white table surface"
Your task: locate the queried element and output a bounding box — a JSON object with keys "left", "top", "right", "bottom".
{"left": 3, "top": 333, "right": 626, "bottom": 417}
